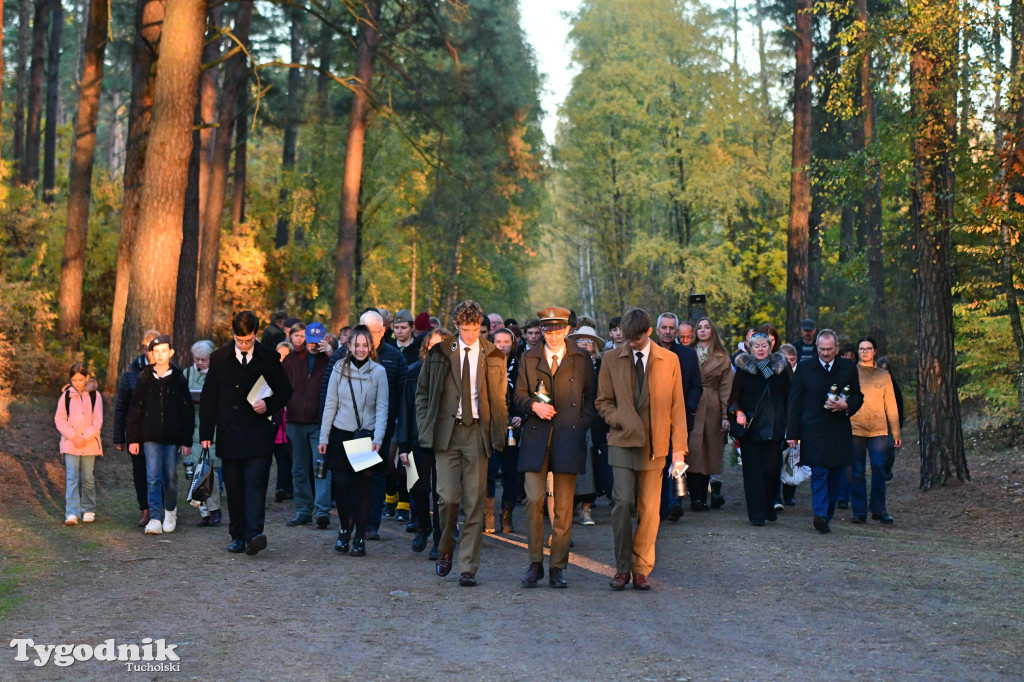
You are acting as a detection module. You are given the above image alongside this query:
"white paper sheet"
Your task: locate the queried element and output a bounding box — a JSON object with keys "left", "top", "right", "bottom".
{"left": 343, "top": 437, "right": 382, "bottom": 472}
{"left": 246, "top": 376, "right": 273, "bottom": 420}
{"left": 405, "top": 451, "right": 419, "bottom": 493}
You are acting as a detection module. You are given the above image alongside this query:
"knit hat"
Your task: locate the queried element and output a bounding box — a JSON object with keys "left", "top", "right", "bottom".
{"left": 414, "top": 311, "right": 432, "bottom": 332}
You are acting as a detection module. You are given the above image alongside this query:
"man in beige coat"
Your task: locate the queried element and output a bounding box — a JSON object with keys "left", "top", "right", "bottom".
{"left": 596, "top": 308, "right": 688, "bottom": 590}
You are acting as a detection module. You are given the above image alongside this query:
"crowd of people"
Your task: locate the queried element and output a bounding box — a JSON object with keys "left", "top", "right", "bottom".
{"left": 55, "top": 303, "right": 904, "bottom": 590}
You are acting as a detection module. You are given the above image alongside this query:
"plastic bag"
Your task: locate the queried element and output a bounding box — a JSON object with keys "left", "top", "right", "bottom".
{"left": 187, "top": 448, "right": 214, "bottom": 506}
{"left": 780, "top": 458, "right": 812, "bottom": 486}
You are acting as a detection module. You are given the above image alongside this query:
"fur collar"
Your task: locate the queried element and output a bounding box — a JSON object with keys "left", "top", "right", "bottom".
{"left": 735, "top": 352, "right": 787, "bottom": 376}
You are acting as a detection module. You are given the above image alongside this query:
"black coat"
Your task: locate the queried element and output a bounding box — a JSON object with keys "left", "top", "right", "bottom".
{"left": 126, "top": 364, "right": 194, "bottom": 446}
{"left": 113, "top": 354, "right": 147, "bottom": 445}
{"left": 513, "top": 343, "right": 597, "bottom": 474}
{"left": 668, "top": 341, "right": 703, "bottom": 431}
{"left": 199, "top": 341, "right": 294, "bottom": 460}
{"left": 728, "top": 353, "right": 790, "bottom": 442}
{"left": 787, "top": 356, "right": 864, "bottom": 468}
{"left": 396, "top": 360, "right": 422, "bottom": 452}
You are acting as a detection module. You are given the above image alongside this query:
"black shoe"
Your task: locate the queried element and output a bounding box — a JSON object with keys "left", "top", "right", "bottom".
{"left": 709, "top": 481, "right": 725, "bottom": 508}
{"left": 351, "top": 538, "right": 366, "bottom": 557}
{"left": 750, "top": 520, "right": 765, "bottom": 526}
{"left": 315, "top": 514, "right": 330, "bottom": 530}
{"left": 274, "top": 489, "right": 286, "bottom": 503}
{"left": 668, "top": 504, "right": 684, "bottom": 522}
{"left": 836, "top": 500, "right": 849, "bottom": 510}
{"left": 365, "top": 528, "right": 380, "bottom": 541}
{"left": 383, "top": 503, "right": 396, "bottom": 519}
{"left": 458, "top": 572, "right": 477, "bottom": 586}
{"left": 766, "top": 510, "right": 778, "bottom": 522}
{"left": 335, "top": 531, "right": 350, "bottom": 554}
{"left": 852, "top": 516, "right": 867, "bottom": 524}
{"left": 690, "top": 501, "right": 709, "bottom": 512}
{"left": 520, "top": 561, "right": 544, "bottom": 587}
{"left": 227, "top": 539, "right": 245, "bottom": 553}
{"left": 784, "top": 497, "right": 796, "bottom": 506}
{"left": 873, "top": 512, "right": 894, "bottom": 525}
{"left": 813, "top": 515, "right": 831, "bottom": 534}
{"left": 406, "top": 522, "right": 420, "bottom": 534}
{"left": 428, "top": 544, "right": 440, "bottom": 560}
{"left": 245, "top": 534, "right": 267, "bottom": 555}
{"left": 396, "top": 509, "right": 410, "bottom": 523}
{"left": 286, "top": 515, "right": 312, "bottom": 526}
{"left": 412, "top": 532, "right": 428, "bottom": 552}
{"left": 548, "top": 567, "right": 567, "bottom": 588}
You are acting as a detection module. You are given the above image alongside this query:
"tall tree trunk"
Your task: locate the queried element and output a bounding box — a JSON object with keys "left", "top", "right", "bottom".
{"left": 231, "top": 82, "right": 247, "bottom": 227}
{"left": 108, "top": 90, "right": 124, "bottom": 172}
{"left": 754, "top": 0, "right": 770, "bottom": 118}
{"left": 856, "top": 0, "right": 885, "bottom": 325}
{"left": 13, "top": 0, "right": 32, "bottom": 182}
{"left": 41, "top": 0, "right": 61, "bottom": 201}
{"left": 331, "top": 0, "right": 381, "bottom": 330}
{"left": 275, "top": 9, "right": 304, "bottom": 249}
{"left": 121, "top": 0, "right": 206, "bottom": 363}
{"left": 786, "top": 0, "right": 812, "bottom": 342}
{"left": 1004, "top": 0, "right": 1024, "bottom": 421}
{"left": 174, "top": 107, "right": 201, "bottom": 363}
{"left": 56, "top": 0, "right": 107, "bottom": 345}
{"left": 910, "top": 0, "right": 967, "bottom": 489}
{"left": 23, "top": 0, "right": 51, "bottom": 187}
{"left": 106, "top": 0, "right": 165, "bottom": 392}
{"left": 195, "top": 0, "right": 251, "bottom": 340}
{"left": 197, "top": 5, "right": 222, "bottom": 238}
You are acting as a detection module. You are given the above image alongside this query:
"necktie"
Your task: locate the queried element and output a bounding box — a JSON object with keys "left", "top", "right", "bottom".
{"left": 825, "top": 362, "right": 831, "bottom": 373}
{"left": 550, "top": 354, "right": 559, "bottom": 375}
{"left": 634, "top": 351, "right": 645, "bottom": 404}
{"left": 241, "top": 351, "right": 248, "bottom": 367}
{"left": 461, "top": 347, "right": 473, "bottom": 425}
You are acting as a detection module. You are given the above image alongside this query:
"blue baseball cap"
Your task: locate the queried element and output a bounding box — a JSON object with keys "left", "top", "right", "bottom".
{"left": 305, "top": 322, "right": 326, "bottom": 344}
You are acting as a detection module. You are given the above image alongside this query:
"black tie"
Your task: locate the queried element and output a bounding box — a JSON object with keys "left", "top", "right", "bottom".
{"left": 241, "top": 351, "right": 248, "bottom": 367}
{"left": 634, "top": 351, "right": 645, "bottom": 404}
{"left": 825, "top": 362, "right": 831, "bottom": 373}
{"left": 461, "top": 348, "right": 473, "bottom": 425}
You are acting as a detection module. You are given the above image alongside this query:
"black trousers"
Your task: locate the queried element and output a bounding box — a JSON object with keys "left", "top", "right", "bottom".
{"left": 486, "top": 444, "right": 519, "bottom": 508}
{"left": 411, "top": 446, "right": 441, "bottom": 541}
{"left": 129, "top": 450, "right": 148, "bottom": 510}
{"left": 687, "top": 472, "right": 711, "bottom": 505}
{"left": 740, "top": 439, "right": 782, "bottom": 523}
{"left": 222, "top": 456, "right": 272, "bottom": 542}
{"left": 327, "top": 428, "right": 375, "bottom": 540}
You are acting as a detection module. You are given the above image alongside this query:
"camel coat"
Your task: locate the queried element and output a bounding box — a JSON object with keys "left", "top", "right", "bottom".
{"left": 687, "top": 350, "right": 732, "bottom": 474}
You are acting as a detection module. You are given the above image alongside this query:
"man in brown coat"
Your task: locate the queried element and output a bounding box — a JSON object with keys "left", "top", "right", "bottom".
{"left": 596, "top": 307, "right": 688, "bottom": 590}
{"left": 416, "top": 301, "right": 508, "bottom": 586}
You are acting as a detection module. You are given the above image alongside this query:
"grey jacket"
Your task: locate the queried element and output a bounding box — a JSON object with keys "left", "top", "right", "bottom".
{"left": 320, "top": 359, "right": 388, "bottom": 446}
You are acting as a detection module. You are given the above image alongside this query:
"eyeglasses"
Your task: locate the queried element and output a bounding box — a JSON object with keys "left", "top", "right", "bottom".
{"left": 234, "top": 334, "right": 256, "bottom": 348}
{"left": 858, "top": 347, "right": 874, "bottom": 353}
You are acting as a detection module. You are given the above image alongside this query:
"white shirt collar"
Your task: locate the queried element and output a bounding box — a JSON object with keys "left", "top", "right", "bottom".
{"left": 819, "top": 356, "right": 832, "bottom": 370}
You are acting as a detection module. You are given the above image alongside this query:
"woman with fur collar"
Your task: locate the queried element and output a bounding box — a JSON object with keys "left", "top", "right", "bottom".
{"left": 727, "top": 333, "right": 791, "bottom": 526}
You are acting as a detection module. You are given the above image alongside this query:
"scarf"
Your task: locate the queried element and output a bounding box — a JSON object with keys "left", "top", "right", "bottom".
{"left": 696, "top": 344, "right": 710, "bottom": 367}
{"left": 755, "top": 357, "right": 774, "bottom": 379}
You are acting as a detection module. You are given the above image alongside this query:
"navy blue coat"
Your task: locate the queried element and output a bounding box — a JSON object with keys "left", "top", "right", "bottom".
{"left": 668, "top": 341, "right": 703, "bottom": 431}
{"left": 787, "top": 356, "right": 864, "bottom": 468}
{"left": 513, "top": 343, "right": 597, "bottom": 474}
{"left": 113, "top": 354, "right": 147, "bottom": 445}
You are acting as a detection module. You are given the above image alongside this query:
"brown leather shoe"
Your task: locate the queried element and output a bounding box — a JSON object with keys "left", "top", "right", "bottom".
{"left": 548, "top": 567, "right": 567, "bottom": 588}
{"left": 436, "top": 551, "right": 453, "bottom": 577}
{"left": 632, "top": 573, "right": 651, "bottom": 590}
{"left": 138, "top": 509, "right": 150, "bottom": 527}
{"left": 609, "top": 572, "right": 631, "bottom": 591}
{"left": 458, "top": 572, "right": 477, "bottom": 586}
{"left": 520, "top": 561, "right": 544, "bottom": 587}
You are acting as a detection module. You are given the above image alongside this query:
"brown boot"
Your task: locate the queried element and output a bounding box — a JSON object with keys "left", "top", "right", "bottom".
{"left": 483, "top": 495, "right": 495, "bottom": 534}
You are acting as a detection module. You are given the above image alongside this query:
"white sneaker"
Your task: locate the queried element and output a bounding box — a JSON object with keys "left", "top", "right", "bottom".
{"left": 82, "top": 512, "right": 95, "bottom": 523}
{"left": 579, "top": 506, "right": 595, "bottom": 525}
{"left": 162, "top": 508, "right": 177, "bottom": 533}
{"left": 64, "top": 515, "right": 78, "bottom": 526}
{"left": 144, "top": 519, "right": 163, "bottom": 534}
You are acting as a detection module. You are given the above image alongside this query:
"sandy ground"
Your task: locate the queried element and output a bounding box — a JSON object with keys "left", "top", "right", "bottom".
{"left": 0, "top": 399, "right": 1022, "bottom": 681}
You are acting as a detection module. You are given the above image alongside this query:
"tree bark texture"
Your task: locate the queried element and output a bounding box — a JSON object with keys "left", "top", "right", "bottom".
{"left": 197, "top": 5, "right": 222, "bottom": 238}
{"left": 56, "top": 0, "right": 107, "bottom": 345}
{"left": 275, "top": 8, "right": 304, "bottom": 249}
{"left": 331, "top": 0, "right": 381, "bottom": 330}
{"left": 1004, "top": 0, "right": 1024, "bottom": 421}
{"left": 41, "top": 0, "right": 62, "bottom": 201}
{"left": 231, "top": 83, "right": 247, "bottom": 227}
{"left": 106, "top": 0, "right": 165, "bottom": 391}
{"left": 786, "top": 0, "right": 812, "bottom": 342}
{"left": 23, "top": 0, "right": 51, "bottom": 187}
{"left": 13, "top": 0, "right": 31, "bottom": 182}
{"left": 174, "top": 113, "right": 202, "bottom": 365}
{"left": 856, "top": 0, "right": 885, "bottom": 321}
{"left": 910, "top": 0, "right": 967, "bottom": 489}
{"left": 121, "top": 0, "right": 207, "bottom": 361}
{"left": 194, "top": 0, "right": 251, "bottom": 340}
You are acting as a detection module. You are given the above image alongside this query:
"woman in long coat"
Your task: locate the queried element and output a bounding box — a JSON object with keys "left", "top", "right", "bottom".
{"left": 686, "top": 317, "right": 733, "bottom": 511}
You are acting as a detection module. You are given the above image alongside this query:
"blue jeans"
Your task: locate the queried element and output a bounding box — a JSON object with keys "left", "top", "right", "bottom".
{"left": 836, "top": 465, "right": 852, "bottom": 503}
{"left": 851, "top": 435, "right": 888, "bottom": 517}
{"left": 143, "top": 443, "right": 179, "bottom": 521}
{"left": 64, "top": 454, "right": 96, "bottom": 517}
{"left": 810, "top": 465, "right": 843, "bottom": 520}
{"left": 287, "top": 422, "right": 331, "bottom": 519}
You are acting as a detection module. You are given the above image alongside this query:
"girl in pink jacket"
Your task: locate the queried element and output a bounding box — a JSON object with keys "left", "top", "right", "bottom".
{"left": 55, "top": 363, "right": 103, "bottom": 525}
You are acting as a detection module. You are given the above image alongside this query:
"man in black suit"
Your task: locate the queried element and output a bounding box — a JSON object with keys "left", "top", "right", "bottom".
{"left": 200, "top": 311, "right": 293, "bottom": 555}
{"left": 786, "top": 328, "right": 863, "bottom": 534}
{"left": 514, "top": 306, "right": 597, "bottom": 589}
{"left": 655, "top": 312, "right": 703, "bottom": 521}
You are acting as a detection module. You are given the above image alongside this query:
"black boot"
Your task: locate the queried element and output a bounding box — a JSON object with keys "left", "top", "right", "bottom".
{"left": 710, "top": 481, "right": 725, "bottom": 509}
{"left": 335, "top": 530, "right": 350, "bottom": 554}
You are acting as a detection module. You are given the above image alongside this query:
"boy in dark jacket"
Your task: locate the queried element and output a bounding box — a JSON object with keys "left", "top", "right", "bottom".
{"left": 114, "top": 328, "right": 162, "bottom": 526}
{"left": 127, "top": 335, "right": 195, "bottom": 535}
